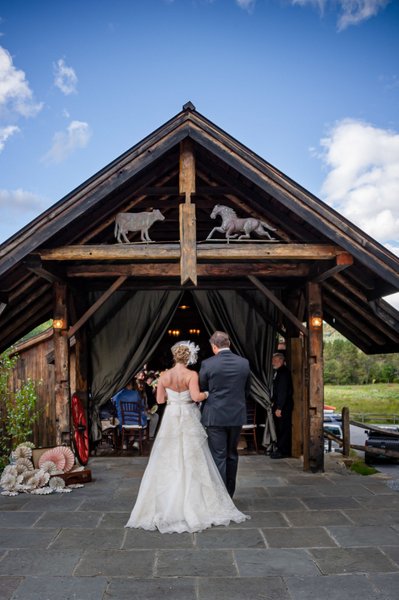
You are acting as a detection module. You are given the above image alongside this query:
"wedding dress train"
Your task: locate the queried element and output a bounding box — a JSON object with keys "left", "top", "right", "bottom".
{"left": 125, "top": 388, "right": 249, "bottom": 533}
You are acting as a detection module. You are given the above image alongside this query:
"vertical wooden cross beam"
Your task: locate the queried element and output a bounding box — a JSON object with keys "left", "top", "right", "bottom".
{"left": 306, "top": 281, "right": 324, "bottom": 472}
{"left": 179, "top": 139, "right": 197, "bottom": 285}
{"left": 53, "top": 281, "right": 70, "bottom": 446}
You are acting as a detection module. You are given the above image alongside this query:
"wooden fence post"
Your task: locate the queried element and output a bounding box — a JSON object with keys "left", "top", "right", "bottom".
{"left": 342, "top": 406, "right": 350, "bottom": 457}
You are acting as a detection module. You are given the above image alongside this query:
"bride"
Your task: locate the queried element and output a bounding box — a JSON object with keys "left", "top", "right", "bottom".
{"left": 125, "top": 340, "right": 249, "bottom": 533}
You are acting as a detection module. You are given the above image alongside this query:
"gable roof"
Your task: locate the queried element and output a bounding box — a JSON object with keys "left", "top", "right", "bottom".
{"left": 1, "top": 103, "right": 399, "bottom": 354}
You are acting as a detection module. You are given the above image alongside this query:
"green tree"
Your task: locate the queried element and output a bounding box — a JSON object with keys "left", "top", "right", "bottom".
{"left": 0, "top": 349, "right": 40, "bottom": 470}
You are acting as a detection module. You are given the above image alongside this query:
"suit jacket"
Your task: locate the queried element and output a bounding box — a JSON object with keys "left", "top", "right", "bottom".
{"left": 199, "top": 349, "right": 251, "bottom": 427}
{"left": 272, "top": 365, "right": 293, "bottom": 412}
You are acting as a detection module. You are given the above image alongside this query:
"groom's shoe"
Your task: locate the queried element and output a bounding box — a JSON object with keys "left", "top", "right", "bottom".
{"left": 270, "top": 451, "right": 283, "bottom": 459}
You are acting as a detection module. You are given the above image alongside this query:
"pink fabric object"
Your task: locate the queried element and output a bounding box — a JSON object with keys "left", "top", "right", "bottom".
{"left": 38, "top": 448, "right": 66, "bottom": 472}
{"left": 58, "top": 446, "right": 75, "bottom": 472}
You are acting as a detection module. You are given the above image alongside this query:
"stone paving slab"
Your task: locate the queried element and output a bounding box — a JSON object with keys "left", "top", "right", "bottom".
{"left": 369, "top": 572, "right": 399, "bottom": 600}
{"left": 10, "top": 576, "right": 108, "bottom": 600}
{"left": 380, "top": 545, "right": 399, "bottom": 566}
{"left": 326, "top": 525, "right": 399, "bottom": 547}
{"left": 234, "top": 548, "right": 320, "bottom": 577}
{"left": 284, "top": 574, "right": 383, "bottom": 600}
{"left": 262, "top": 526, "right": 337, "bottom": 548}
{"left": 195, "top": 527, "right": 266, "bottom": 548}
{"left": 309, "top": 547, "right": 396, "bottom": 574}
{"left": 33, "top": 510, "right": 102, "bottom": 528}
{"left": 74, "top": 548, "right": 154, "bottom": 577}
{"left": 156, "top": 548, "right": 237, "bottom": 577}
{"left": 0, "top": 549, "right": 82, "bottom": 576}
{"left": 284, "top": 509, "right": 352, "bottom": 527}
{"left": 99, "top": 511, "right": 130, "bottom": 528}
{"left": 49, "top": 527, "right": 125, "bottom": 550}
{"left": 301, "top": 496, "right": 362, "bottom": 510}
{"left": 0, "top": 512, "right": 42, "bottom": 528}
{"left": 0, "top": 577, "right": 22, "bottom": 600}
{"left": 0, "top": 528, "right": 59, "bottom": 549}
{"left": 235, "top": 497, "right": 305, "bottom": 511}
{"left": 342, "top": 508, "right": 399, "bottom": 525}
{"left": 228, "top": 510, "right": 289, "bottom": 528}
{"left": 198, "top": 576, "right": 290, "bottom": 600}
{"left": 104, "top": 577, "right": 197, "bottom": 599}
{"left": 124, "top": 529, "right": 194, "bottom": 549}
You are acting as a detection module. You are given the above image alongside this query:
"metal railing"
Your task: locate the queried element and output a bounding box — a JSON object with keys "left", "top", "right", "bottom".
{"left": 351, "top": 413, "right": 399, "bottom": 424}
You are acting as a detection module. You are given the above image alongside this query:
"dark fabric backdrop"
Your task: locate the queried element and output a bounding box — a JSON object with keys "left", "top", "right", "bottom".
{"left": 89, "top": 289, "right": 183, "bottom": 441}
{"left": 192, "top": 290, "right": 277, "bottom": 445}
{"left": 88, "top": 288, "right": 276, "bottom": 445}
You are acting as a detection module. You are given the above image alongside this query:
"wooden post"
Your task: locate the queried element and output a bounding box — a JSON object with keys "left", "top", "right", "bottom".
{"left": 179, "top": 139, "right": 196, "bottom": 201}
{"left": 53, "top": 282, "right": 70, "bottom": 446}
{"left": 179, "top": 138, "right": 197, "bottom": 285}
{"left": 342, "top": 406, "right": 350, "bottom": 457}
{"left": 179, "top": 203, "right": 197, "bottom": 285}
{"left": 289, "top": 337, "right": 304, "bottom": 458}
{"left": 306, "top": 282, "right": 324, "bottom": 472}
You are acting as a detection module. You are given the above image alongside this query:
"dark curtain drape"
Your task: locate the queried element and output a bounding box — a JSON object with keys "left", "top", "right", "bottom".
{"left": 89, "top": 289, "right": 183, "bottom": 441}
{"left": 192, "top": 289, "right": 277, "bottom": 445}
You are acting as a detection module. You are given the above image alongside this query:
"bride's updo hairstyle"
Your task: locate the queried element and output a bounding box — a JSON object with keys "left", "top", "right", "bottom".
{"left": 171, "top": 344, "right": 191, "bottom": 365}
{"left": 171, "top": 341, "right": 200, "bottom": 366}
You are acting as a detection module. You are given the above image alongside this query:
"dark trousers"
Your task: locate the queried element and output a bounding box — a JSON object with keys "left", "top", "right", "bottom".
{"left": 274, "top": 410, "right": 292, "bottom": 456}
{"left": 206, "top": 425, "right": 242, "bottom": 497}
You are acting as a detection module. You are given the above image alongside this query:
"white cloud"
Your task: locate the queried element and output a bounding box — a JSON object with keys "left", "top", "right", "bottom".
{"left": 319, "top": 119, "right": 399, "bottom": 241}
{"left": 291, "top": 0, "right": 390, "bottom": 30}
{"left": 0, "top": 188, "right": 45, "bottom": 213}
{"left": 337, "top": 0, "right": 390, "bottom": 30}
{"left": 0, "top": 46, "right": 42, "bottom": 117}
{"left": 0, "top": 125, "right": 19, "bottom": 152}
{"left": 54, "top": 59, "right": 78, "bottom": 95}
{"left": 42, "top": 120, "right": 91, "bottom": 164}
{"left": 236, "top": 0, "right": 256, "bottom": 11}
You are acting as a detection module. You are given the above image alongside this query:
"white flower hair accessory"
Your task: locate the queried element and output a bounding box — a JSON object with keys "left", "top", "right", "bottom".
{"left": 171, "top": 340, "right": 200, "bottom": 365}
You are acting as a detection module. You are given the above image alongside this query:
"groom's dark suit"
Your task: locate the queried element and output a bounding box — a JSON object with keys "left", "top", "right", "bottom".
{"left": 199, "top": 349, "right": 250, "bottom": 497}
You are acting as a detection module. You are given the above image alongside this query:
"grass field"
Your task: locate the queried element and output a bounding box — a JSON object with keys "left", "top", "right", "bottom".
{"left": 324, "top": 383, "right": 399, "bottom": 422}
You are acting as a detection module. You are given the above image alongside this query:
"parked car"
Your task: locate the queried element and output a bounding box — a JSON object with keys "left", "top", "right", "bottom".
{"left": 364, "top": 426, "right": 399, "bottom": 465}
{"left": 323, "top": 423, "right": 343, "bottom": 453}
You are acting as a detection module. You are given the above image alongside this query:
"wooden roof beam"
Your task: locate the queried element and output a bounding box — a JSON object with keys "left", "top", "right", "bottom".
{"left": 67, "top": 275, "right": 127, "bottom": 339}
{"left": 248, "top": 275, "right": 308, "bottom": 336}
{"left": 38, "top": 243, "right": 342, "bottom": 262}
{"left": 311, "top": 252, "right": 353, "bottom": 283}
{"left": 24, "top": 256, "right": 65, "bottom": 284}
{"left": 66, "top": 262, "right": 311, "bottom": 278}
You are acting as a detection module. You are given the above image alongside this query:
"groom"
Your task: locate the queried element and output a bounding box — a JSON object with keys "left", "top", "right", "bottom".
{"left": 199, "top": 331, "right": 251, "bottom": 498}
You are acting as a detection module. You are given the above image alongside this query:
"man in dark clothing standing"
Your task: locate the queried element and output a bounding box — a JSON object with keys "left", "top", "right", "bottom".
{"left": 271, "top": 352, "right": 293, "bottom": 459}
{"left": 199, "top": 331, "right": 251, "bottom": 498}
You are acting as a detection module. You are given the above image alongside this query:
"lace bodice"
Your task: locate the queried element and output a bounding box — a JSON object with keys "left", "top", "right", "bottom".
{"left": 166, "top": 388, "right": 192, "bottom": 405}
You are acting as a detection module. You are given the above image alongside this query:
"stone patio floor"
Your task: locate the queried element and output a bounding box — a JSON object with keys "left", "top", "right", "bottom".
{"left": 1, "top": 454, "right": 399, "bottom": 599}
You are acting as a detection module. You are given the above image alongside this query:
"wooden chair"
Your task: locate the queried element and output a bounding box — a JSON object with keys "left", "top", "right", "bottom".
{"left": 120, "top": 398, "right": 149, "bottom": 455}
{"left": 241, "top": 400, "right": 258, "bottom": 453}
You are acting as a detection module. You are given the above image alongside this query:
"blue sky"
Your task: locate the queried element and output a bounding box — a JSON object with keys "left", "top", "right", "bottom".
{"left": 1, "top": 0, "right": 398, "bottom": 301}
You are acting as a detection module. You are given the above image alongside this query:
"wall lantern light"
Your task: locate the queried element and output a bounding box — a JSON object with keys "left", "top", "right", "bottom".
{"left": 309, "top": 314, "right": 323, "bottom": 331}
{"left": 188, "top": 328, "right": 201, "bottom": 335}
{"left": 53, "top": 318, "right": 66, "bottom": 330}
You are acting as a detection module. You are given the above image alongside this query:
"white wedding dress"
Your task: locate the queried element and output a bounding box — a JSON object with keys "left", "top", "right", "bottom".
{"left": 125, "top": 388, "right": 249, "bottom": 533}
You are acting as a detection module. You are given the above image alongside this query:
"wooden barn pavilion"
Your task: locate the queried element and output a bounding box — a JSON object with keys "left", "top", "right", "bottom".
{"left": 1, "top": 102, "right": 399, "bottom": 473}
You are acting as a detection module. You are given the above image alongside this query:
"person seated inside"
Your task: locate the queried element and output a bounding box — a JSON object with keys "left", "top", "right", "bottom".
{"left": 112, "top": 379, "right": 148, "bottom": 449}
{"left": 134, "top": 368, "right": 160, "bottom": 439}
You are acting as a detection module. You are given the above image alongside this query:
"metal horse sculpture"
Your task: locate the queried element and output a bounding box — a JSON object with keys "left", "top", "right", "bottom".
{"left": 206, "top": 205, "right": 277, "bottom": 242}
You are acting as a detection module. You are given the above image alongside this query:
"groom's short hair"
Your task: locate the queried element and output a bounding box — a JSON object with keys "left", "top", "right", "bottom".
{"left": 209, "top": 331, "right": 230, "bottom": 348}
